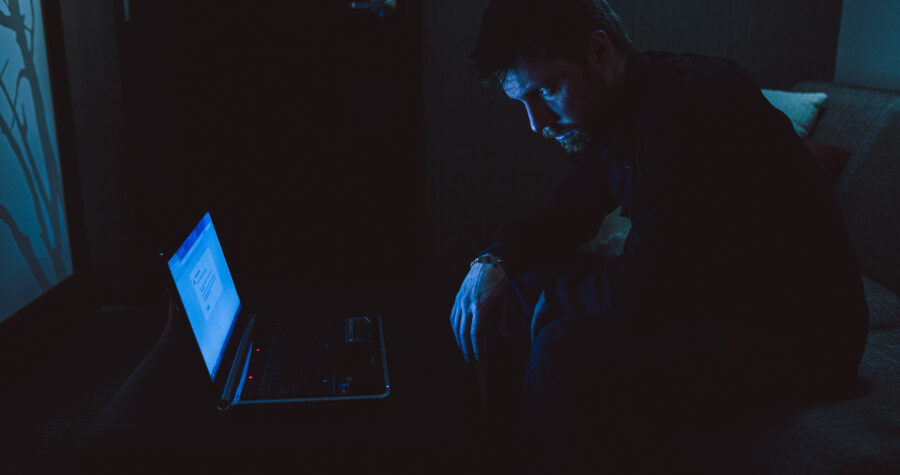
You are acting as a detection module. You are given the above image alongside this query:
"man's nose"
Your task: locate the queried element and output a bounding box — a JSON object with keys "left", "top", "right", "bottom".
{"left": 524, "top": 101, "right": 557, "bottom": 134}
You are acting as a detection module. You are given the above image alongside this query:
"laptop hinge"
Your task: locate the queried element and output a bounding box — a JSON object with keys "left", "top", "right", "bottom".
{"left": 217, "top": 314, "right": 256, "bottom": 411}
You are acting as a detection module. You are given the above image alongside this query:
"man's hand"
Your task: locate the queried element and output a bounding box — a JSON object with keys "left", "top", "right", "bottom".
{"left": 450, "top": 258, "right": 510, "bottom": 363}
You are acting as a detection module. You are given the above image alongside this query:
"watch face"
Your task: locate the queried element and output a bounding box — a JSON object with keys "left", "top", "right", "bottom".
{"left": 471, "top": 255, "right": 503, "bottom": 269}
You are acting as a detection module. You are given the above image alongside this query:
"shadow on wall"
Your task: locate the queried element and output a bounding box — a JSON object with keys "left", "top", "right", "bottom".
{"left": 0, "top": 0, "right": 72, "bottom": 322}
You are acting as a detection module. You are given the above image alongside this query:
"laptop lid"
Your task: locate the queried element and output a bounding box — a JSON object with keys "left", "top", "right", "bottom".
{"left": 166, "top": 212, "right": 241, "bottom": 381}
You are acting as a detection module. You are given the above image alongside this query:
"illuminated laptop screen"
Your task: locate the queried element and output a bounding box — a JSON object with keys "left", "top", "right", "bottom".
{"left": 168, "top": 212, "right": 241, "bottom": 379}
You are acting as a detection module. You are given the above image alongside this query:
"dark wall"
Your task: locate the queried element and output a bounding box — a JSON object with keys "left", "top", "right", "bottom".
{"left": 61, "top": 1, "right": 423, "bottom": 301}
{"left": 610, "top": 0, "right": 844, "bottom": 89}
{"left": 421, "top": 0, "right": 846, "bottom": 290}
{"left": 62, "top": 0, "right": 847, "bottom": 300}
{"left": 59, "top": 0, "right": 138, "bottom": 300}
{"left": 125, "top": 1, "right": 422, "bottom": 288}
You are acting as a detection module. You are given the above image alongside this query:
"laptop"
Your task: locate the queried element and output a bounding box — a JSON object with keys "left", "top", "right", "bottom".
{"left": 162, "top": 211, "right": 390, "bottom": 411}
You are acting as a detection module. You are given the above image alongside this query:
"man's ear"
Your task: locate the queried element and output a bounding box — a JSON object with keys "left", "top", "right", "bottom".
{"left": 586, "top": 29, "right": 612, "bottom": 75}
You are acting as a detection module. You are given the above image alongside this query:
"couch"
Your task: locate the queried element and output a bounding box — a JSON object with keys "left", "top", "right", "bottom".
{"left": 666, "top": 81, "right": 900, "bottom": 474}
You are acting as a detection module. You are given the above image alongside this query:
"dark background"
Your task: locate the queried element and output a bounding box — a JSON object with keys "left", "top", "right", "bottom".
{"left": 71, "top": 0, "right": 424, "bottom": 298}
{"left": 62, "top": 0, "right": 850, "bottom": 302}
{"left": 4, "top": 0, "right": 889, "bottom": 471}
{"left": 57, "top": 0, "right": 900, "bottom": 313}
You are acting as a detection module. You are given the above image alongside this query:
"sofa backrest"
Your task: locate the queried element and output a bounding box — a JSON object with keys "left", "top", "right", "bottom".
{"left": 792, "top": 81, "right": 900, "bottom": 296}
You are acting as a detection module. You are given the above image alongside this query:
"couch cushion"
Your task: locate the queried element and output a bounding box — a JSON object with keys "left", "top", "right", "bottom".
{"left": 791, "top": 82, "right": 900, "bottom": 195}
{"left": 676, "top": 327, "right": 900, "bottom": 474}
{"left": 839, "top": 116, "right": 900, "bottom": 297}
{"left": 761, "top": 89, "right": 827, "bottom": 138}
{"left": 803, "top": 138, "right": 851, "bottom": 187}
{"left": 863, "top": 274, "right": 900, "bottom": 330}
{"left": 792, "top": 82, "right": 900, "bottom": 296}
{"left": 759, "top": 327, "right": 900, "bottom": 474}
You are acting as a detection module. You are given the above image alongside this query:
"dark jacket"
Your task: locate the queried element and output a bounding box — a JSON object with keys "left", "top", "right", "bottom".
{"left": 484, "top": 48, "right": 868, "bottom": 387}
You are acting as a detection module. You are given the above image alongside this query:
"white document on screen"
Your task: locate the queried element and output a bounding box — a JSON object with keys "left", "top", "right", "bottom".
{"left": 190, "top": 248, "right": 223, "bottom": 322}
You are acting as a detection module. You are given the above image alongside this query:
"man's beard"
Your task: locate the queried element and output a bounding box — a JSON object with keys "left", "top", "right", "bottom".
{"left": 542, "top": 126, "right": 588, "bottom": 155}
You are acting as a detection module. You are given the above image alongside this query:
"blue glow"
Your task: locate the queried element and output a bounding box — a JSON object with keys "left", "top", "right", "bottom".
{"left": 168, "top": 212, "right": 241, "bottom": 379}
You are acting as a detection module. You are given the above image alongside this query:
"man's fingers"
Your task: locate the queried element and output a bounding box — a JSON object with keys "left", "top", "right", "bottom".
{"left": 452, "top": 293, "right": 473, "bottom": 363}
{"left": 450, "top": 296, "right": 464, "bottom": 355}
{"left": 450, "top": 267, "right": 509, "bottom": 364}
{"left": 471, "top": 308, "right": 481, "bottom": 362}
{"left": 451, "top": 291, "right": 475, "bottom": 362}
{"left": 459, "top": 307, "right": 473, "bottom": 363}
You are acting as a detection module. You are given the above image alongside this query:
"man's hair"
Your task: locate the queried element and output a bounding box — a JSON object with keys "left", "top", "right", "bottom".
{"left": 470, "top": 0, "right": 633, "bottom": 87}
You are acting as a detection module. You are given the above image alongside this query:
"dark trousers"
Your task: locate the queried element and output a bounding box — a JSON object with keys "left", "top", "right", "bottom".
{"left": 519, "top": 317, "right": 738, "bottom": 474}
{"left": 485, "top": 261, "right": 859, "bottom": 474}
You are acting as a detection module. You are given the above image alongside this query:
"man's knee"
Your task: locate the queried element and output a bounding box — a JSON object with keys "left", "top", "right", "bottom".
{"left": 529, "top": 317, "right": 588, "bottom": 368}
{"left": 528, "top": 317, "right": 625, "bottom": 368}
{"left": 523, "top": 317, "right": 619, "bottom": 413}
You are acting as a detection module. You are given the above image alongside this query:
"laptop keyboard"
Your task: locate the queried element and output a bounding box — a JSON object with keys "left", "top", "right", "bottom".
{"left": 246, "top": 320, "right": 338, "bottom": 399}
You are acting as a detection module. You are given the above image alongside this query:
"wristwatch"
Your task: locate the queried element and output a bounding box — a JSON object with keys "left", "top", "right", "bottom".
{"left": 469, "top": 254, "right": 505, "bottom": 270}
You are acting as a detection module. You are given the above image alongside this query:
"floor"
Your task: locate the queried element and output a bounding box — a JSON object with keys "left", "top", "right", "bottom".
{"left": 0, "top": 283, "right": 499, "bottom": 474}
{"left": 0, "top": 305, "right": 166, "bottom": 474}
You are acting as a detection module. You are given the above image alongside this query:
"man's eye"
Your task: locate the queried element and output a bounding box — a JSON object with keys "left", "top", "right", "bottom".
{"left": 538, "top": 87, "right": 552, "bottom": 97}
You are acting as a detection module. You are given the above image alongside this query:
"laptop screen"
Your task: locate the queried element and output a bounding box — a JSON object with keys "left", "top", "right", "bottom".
{"left": 167, "top": 212, "right": 241, "bottom": 379}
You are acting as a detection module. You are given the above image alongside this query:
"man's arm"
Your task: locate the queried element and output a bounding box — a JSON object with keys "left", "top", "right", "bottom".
{"left": 452, "top": 149, "right": 618, "bottom": 363}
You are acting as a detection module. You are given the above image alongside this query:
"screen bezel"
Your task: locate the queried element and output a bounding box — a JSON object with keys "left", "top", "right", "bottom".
{"left": 0, "top": 0, "right": 96, "bottom": 387}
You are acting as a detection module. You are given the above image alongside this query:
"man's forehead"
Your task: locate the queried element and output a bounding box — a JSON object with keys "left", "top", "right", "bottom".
{"left": 501, "top": 57, "right": 560, "bottom": 99}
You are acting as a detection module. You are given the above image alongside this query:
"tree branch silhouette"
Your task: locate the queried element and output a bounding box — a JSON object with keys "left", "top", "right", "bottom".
{"left": 0, "top": 203, "right": 51, "bottom": 290}
{"left": 0, "top": 97, "right": 49, "bottom": 261}
{"left": 0, "top": 0, "right": 66, "bottom": 282}
{"left": 26, "top": 0, "right": 32, "bottom": 52}
{"left": 0, "top": 11, "right": 12, "bottom": 30}
{"left": 7, "top": 0, "right": 63, "bottom": 278}
{"left": 0, "top": 61, "right": 51, "bottom": 214}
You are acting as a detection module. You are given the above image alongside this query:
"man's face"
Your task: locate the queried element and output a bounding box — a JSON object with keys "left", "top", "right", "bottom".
{"left": 501, "top": 56, "right": 620, "bottom": 154}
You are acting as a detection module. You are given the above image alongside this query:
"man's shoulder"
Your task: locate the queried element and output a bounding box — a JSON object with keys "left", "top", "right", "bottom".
{"left": 641, "top": 50, "right": 755, "bottom": 92}
{"left": 631, "top": 50, "right": 763, "bottom": 124}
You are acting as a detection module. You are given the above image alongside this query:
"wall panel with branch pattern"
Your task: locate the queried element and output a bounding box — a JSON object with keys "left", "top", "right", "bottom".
{"left": 0, "top": 0, "right": 72, "bottom": 322}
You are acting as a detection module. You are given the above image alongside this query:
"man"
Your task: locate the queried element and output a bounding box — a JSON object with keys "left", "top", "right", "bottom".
{"left": 449, "top": 0, "right": 869, "bottom": 472}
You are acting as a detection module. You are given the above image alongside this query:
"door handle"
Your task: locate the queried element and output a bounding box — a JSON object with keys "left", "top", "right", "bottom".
{"left": 348, "top": 0, "right": 397, "bottom": 18}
